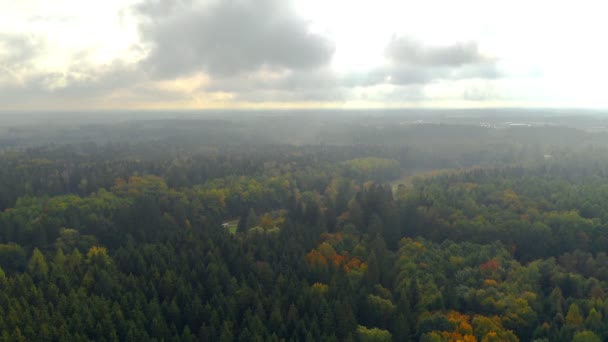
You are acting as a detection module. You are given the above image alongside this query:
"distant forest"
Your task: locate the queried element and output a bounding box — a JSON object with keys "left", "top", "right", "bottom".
{"left": 2, "top": 112, "right": 608, "bottom": 341}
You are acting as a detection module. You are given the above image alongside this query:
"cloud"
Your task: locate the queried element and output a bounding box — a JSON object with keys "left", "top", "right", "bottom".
{"left": 200, "top": 68, "right": 347, "bottom": 102}
{"left": 137, "top": 0, "right": 335, "bottom": 78}
{"left": 135, "top": 0, "right": 195, "bottom": 18}
{"left": 386, "top": 37, "right": 488, "bottom": 66}
{"left": 0, "top": 33, "right": 45, "bottom": 84}
{"left": 232, "top": 87, "right": 348, "bottom": 103}
{"left": 198, "top": 36, "right": 500, "bottom": 102}
{"left": 205, "top": 68, "right": 336, "bottom": 92}
{"left": 374, "top": 36, "right": 501, "bottom": 86}
{"left": 0, "top": 62, "right": 142, "bottom": 107}
{"left": 0, "top": 2, "right": 506, "bottom": 109}
{"left": 0, "top": 33, "right": 43, "bottom": 65}
{"left": 51, "top": 62, "right": 145, "bottom": 98}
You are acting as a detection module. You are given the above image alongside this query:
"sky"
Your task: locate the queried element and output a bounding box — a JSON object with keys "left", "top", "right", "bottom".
{"left": 0, "top": 0, "right": 607, "bottom": 111}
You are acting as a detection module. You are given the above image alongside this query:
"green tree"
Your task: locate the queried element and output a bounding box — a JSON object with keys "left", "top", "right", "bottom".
{"left": 566, "top": 303, "right": 584, "bottom": 327}
{"left": 572, "top": 330, "right": 602, "bottom": 342}
{"left": 356, "top": 325, "right": 392, "bottom": 342}
{"left": 219, "top": 321, "right": 234, "bottom": 342}
{"left": 585, "top": 308, "right": 602, "bottom": 333}
{"left": 27, "top": 248, "right": 48, "bottom": 279}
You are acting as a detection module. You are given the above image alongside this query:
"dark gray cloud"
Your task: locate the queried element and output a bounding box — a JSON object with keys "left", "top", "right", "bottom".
{"left": 203, "top": 68, "right": 428, "bottom": 103}
{"left": 205, "top": 69, "right": 337, "bottom": 93}
{"left": 386, "top": 37, "right": 487, "bottom": 66}
{"left": 203, "top": 68, "right": 348, "bottom": 103}
{"left": 137, "top": 0, "right": 335, "bottom": 78}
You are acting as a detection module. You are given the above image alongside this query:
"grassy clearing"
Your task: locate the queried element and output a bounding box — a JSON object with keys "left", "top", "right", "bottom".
{"left": 389, "top": 168, "right": 463, "bottom": 190}
{"left": 389, "top": 168, "right": 437, "bottom": 189}
{"left": 222, "top": 220, "right": 239, "bottom": 234}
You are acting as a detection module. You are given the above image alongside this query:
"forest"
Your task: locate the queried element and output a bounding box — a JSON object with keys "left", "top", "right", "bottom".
{"left": 2, "top": 112, "right": 608, "bottom": 341}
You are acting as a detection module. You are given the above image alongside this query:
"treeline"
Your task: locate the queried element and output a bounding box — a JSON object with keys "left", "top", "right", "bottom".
{"left": 0, "top": 136, "right": 543, "bottom": 211}
{"left": 0, "top": 143, "right": 412, "bottom": 210}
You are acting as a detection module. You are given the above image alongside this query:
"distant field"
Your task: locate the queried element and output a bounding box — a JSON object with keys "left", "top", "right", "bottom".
{"left": 389, "top": 168, "right": 444, "bottom": 189}
{"left": 390, "top": 167, "right": 479, "bottom": 190}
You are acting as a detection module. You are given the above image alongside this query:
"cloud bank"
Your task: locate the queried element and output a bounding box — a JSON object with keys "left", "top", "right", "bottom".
{"left": 0, "top": 0, "right": 505, "bottom": 109}
{"left": 138, "top": 0, "right": 335, "bottom": 78}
